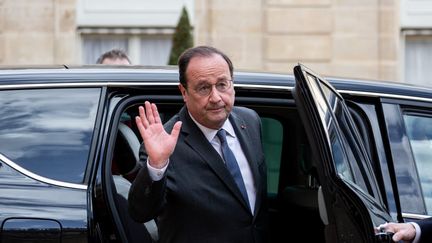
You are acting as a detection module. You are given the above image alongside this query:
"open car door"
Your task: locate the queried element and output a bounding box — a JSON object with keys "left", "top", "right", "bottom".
{"left": 293, "top": 64, "right": 394, "bottom": 243}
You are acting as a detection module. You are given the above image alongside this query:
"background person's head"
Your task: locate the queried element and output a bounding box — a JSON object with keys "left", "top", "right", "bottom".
{"left": 178, "top": 46, "right": 235, "bottom": 130}
{"left": 96, "top": 49, "right": 131, "bottom": 65}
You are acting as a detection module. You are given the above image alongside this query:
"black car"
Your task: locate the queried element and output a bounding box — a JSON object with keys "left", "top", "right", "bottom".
{"left": 0, "top": 64, "right": 431, "bottom": 243}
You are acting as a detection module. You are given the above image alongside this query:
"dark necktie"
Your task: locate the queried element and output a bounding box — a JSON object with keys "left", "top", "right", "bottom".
{"left": 217, "top": 129, "right": 250, "bottom": 208}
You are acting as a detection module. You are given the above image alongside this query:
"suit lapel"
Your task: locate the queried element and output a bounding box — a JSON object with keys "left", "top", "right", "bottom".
{"left": 229, "top": 112, "right": 262, "bottom": 217}
{"left": 178, "top": 108, "right": 251, "bottom": 212}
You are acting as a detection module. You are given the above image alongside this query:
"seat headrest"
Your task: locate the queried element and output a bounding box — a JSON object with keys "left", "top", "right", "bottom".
{"left": 113, "top": 123, "right": 140, "bottom": 175}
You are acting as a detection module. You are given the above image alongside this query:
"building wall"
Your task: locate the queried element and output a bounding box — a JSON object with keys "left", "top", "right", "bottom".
{"left": 0, "top": 0, "right": 191, "bottom": 66}
{"left": 0, "top": 0, "right": 403, "bottom": 83}
{"left": 195, "top": 0, "right": 264, "bottom": 71}
{"left": 195, "top": 0, "right": 400, "bottom": 81}
{"left": 0, "top": 0, "right": 78, "bottom": 65}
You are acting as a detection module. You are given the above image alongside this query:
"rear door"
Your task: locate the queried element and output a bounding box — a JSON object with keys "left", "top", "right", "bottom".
{"left": 292, "top": 64, "right": 393, "bottom": 243}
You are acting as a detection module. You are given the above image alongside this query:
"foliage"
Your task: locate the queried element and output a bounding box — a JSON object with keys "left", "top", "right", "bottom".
{"left": 168, "top": 6, "right": 193, "bottom": 65}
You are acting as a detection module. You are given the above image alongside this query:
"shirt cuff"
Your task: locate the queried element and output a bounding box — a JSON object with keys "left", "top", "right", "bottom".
{"left": 410, "top": 222, "right": 421, "bottom": 243}
{"left": 147, "top": 159, "right": 169, "bottom": 181}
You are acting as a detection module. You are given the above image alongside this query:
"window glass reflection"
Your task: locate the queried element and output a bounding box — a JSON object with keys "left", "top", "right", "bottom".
{"left": 0, "top": 88, "right": 100, "bottom": 183}
{"left": 404, "top": 114, "right": 432, "bottom": 213}
{"left": 329, "top": 125, "right": 353, "bottom": 182}
{"left": 306, "top": 74, "right": 329, "bottom": 122}
{"left": 315, "top": 77, "right": 371, "bottom": 195}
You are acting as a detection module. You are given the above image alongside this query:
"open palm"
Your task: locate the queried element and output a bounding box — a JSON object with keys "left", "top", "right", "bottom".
{"left": 136, "top": 101, "right": 182, "bottom": 168}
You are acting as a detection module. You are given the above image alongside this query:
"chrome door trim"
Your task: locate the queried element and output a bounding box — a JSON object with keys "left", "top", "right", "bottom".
{"left": 0, "top": 153, "right": 87, "bottom": 190}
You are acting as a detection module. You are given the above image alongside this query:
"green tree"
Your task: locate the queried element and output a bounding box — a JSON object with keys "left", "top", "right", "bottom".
{"left": 168, "top": 7, "right": 193, "bottom": 65}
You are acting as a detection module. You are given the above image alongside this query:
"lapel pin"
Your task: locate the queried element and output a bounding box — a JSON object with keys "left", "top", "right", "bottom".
{"left": 241, "top": 125, "right": 246, "bottom": 129}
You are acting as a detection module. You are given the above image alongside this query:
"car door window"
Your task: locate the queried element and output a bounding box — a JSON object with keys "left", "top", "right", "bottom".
{"left": 404, "top": 114, "right": 432, "bottom": 213}
{"left": 311, "top": 76, "right": 373, "bottom": 196}
{"left": 0, "top": 88, "right": 100, "bottom": 184}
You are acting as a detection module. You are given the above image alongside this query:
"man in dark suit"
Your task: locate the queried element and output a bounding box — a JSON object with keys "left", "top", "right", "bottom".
{"left": 128, "top": 46, "right": 267, "bottom": 243}
{"left": 379, "top": 219, "right": 432, "bottom": 242}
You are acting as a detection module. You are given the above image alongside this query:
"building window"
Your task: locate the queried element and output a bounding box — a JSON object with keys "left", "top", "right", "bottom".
{"left": 80, "top": 28, "right": 173, "bottom": 65}
{"left": 404, "top": 33, "right": 432, "bottom": 87}
{"left": 82, "top": 35, "right": 129, "bottom": 64}
{"left": 139, "top": 35, "right": 172, "bottom": 65}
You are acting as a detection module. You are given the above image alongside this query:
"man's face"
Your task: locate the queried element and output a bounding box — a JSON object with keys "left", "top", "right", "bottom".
{"left": 179, "top": 54, "right": 235, "bottom": 130}
{"left": 101, "top": 58, "right": 130, "bottom": 65}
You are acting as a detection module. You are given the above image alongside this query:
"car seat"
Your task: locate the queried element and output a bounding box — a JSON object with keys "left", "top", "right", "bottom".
{"left": 112, "top": 123, "right": 158, "bottom": 243}
{"left": 112, "top": 123, "right": 141, "bottom": 178}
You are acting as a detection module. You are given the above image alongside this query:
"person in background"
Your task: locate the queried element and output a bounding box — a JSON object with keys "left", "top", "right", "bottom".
{"left": 128, "top": 46, "right": 268, "bottom": 243}
{"left": 96, "top": 49, "right": 133, "bottom": 125}
{"left": 98, "top": 48, "right": 135, "bottom": 176}
{"left": 379, "top": 219, "right": 432, "bottom": 243}
{"left": 96, "top": 49, "right": 131, "bottom": 65}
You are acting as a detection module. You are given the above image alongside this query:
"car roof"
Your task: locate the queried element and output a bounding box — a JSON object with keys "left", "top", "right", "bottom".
{"left": 0, "top": 65, "right": 431, "bottom": 101}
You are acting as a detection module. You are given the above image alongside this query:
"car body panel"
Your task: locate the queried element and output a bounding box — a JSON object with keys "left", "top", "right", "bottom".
{"left": 0, "top": 161, "right": 87, "bottom": 242}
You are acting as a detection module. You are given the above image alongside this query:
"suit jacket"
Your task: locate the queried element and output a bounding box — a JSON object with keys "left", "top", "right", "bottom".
{"left": 128, "top": 106, "right": 267, "bottom": 243}
{"left": 418, "top": 218, "right": 432, "bottom": 243}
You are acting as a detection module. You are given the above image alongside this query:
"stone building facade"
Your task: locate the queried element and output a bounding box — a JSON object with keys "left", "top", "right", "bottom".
{"left": 0, "top": 0, "right": 78, "bottom": 65}
{"left": 0, "top": 0, "right": 429, "bottom": 85}
{"left": 195, "top": 0, "right": 399, "bottom": 81}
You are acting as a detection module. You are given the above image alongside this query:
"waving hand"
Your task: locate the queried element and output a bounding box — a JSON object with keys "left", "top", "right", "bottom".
{"left": 135, "top": 101, "right": 182, "bottom": 168}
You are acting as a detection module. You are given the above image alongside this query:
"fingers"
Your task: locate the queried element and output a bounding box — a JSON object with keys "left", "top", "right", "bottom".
{"left": 170, "top": 121, "right": 182, "bottom": 141}
{"left": 136, "top": 101, "right": 163, "bottom": 139}
{"left": 143, "top": 101, "right": 162, "bottom": 125}
{"left": 152, "top": 103, "right": 162, "bottom": 124}
{"left": 136, "top": 116, "right": 146, "bottom": 140}
{"left": 391, "top": 225, "right": 411, "bottom": 242}
{"left": 138, "top": 101, "right": 162, "bottom": 127}
{"left": 392, "top": 232, "right": 403, "bottom": 242}
{"left": 138, "top": 105, "right": 149, "bottom": 128}
{"left": 145, "top": 101, "right": 155, "bottom": 124}
{"left": 377, "top": 223, "right": 399, "bottom": 240}
{"left": 378, "top": 222, "right": 416, "bottom": 242}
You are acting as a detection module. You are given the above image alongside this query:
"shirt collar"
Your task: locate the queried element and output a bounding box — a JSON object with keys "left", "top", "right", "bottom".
{"left": 188, "top": 112, "right": 236, "bottom": 143}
